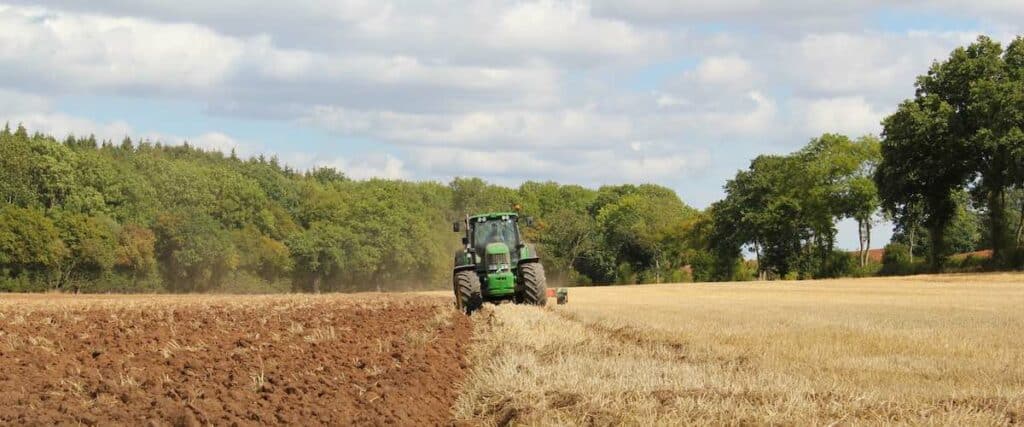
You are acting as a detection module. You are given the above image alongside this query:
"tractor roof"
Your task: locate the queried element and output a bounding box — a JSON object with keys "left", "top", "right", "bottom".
{"left": 469, "top": 212, "right": 519, "bottom": 221}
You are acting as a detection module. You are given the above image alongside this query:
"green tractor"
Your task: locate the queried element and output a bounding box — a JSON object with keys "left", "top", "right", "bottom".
{"left": 452, "top": 212, "right": 547, "bottom": 314}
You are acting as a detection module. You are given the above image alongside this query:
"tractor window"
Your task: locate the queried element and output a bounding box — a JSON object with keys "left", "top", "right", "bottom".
{"left": 473, "top": 218, "right": 519, "bottom": 253}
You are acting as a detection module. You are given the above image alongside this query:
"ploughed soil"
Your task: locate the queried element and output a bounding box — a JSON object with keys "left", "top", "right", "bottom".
{"left": 0, "top": 293, "right": 472, "bottom": 425}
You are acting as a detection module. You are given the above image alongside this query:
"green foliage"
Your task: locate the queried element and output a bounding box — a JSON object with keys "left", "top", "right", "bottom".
{"left": 815, "top": 250, "right": 857, "bottom": 279}
{"left": 879, "top": 243, "right": 923, "bottom": 276}
{"left": 709, "top": 133, "right": 881, "bottom": 280}
{"left": 4, "top": 129, "right": 541, "bottom": 293}
{"left": 154, "top": 210, "right": 239, "bottom": 292}
{"left": 114, "top": 224, "right": 157, "bottom": 278}
{"left": 52, "top": 211, "right": 118, "bottom": 291}
{"left": 285, "top": 222, "right": 347, "bottom": 292}
{"left": 890, "top": 190, "right": 985, "bottom": 259}
{"left": 878, "top": 35, "right": 1024, "bottom": 269}
{"left": 0, "top": 205, "right": 66, "bottom": 278}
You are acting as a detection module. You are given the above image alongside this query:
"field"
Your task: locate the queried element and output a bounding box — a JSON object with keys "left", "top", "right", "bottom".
{"left": 455, "top": 273, "right": 1024, "bottom": 425}
{"left": 0, "top": 294, "right": 470, "bottom": 425}
{"left": 1, "top": 273, "right": 1022, "bottom": 425}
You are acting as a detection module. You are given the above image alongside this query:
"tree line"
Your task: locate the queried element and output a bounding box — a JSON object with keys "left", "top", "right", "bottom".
{"left": 0, "top": 125, "right": 701, "bottom": 292}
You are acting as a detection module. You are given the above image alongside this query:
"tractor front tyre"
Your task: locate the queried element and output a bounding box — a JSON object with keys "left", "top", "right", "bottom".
{"left": 455, "top": 270, "right": 483, "bottom": 314}
{"left": 519, "top": 262, "right": 547, "bottom": 306}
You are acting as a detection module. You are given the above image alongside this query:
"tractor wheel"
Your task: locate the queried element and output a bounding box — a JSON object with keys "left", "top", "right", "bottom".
{"left": 454, "top": 270, "right": 483, "bottom": 314}
{"left": 518, "top": 262, "right": 547, "bottom": 306}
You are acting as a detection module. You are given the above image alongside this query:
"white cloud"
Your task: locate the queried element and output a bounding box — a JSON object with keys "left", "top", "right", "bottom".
{"left": 0, "top": 1, "right": 1019, "bottom": 217}
{"left": 800, "top": 96, "right": 887, "bottom": 136}
{"left": 656, "top": 90, "right": 778, "bottom": 137}
{"left": 655, "top": 93, "right": 688, "bottom": 108}
{"left": 0, "top": 4, "right": 562, "bottom": 111}
{"left": 1, "top": 94, "right": 254, "bottom": 156}
{"left": 411, "top": 143, "right": 711, "bottom": 185}
{"left": 590, "top": 0, "right": 886, "bottom": 29}
{"left": 189, "top": 132, "right": 242, "bottom": 154}
{"left": 606, "top": 150, "right": 712, "bottom": 182}
{"left": 1, "top": 97, "right": 408, "bottom": 182}
{"left": 302, "top": 106, "right": 634, "bottom": 148}
{"left": 694, "top": 55, "right": 753, "bottom": 86}
{"left": 0, "top": 5, "right": 244, "bottom": 91}
{"left": 782, "top": 31, "right": 983, "bottom": 102}
{"left": 9, "top": 112, "right": 133, "bottom": 141}
{"left": 0, "top": 87, "right": 50, "bottom": 115}
{"left": 488, "top": 0, "right": 664, "bottom": 59}
{"left": 317, "top": 154, "right": 409, "bottom": 180}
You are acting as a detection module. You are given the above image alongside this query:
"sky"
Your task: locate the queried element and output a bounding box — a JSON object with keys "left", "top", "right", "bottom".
{"left": 0, "top": 1, "right": 1021, "bottom": 250}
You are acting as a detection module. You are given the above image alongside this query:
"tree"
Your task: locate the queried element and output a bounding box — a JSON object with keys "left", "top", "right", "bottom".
{"left": 877, "top": 95, "right": 968, "bottom": 270}
{"left": 233, "top": 227, "right": 293, "bottom": 282}
{"left": 450, "top": 177, "right": 516, "bottom": 215}
{"left": 905, "top": 35, "right": 1024, "bottom": 266}
{"left": 153, "top": 211, "right": 239, "bottom": 292}
{"left": 114, "top": 224, "right": 157, "bottom": 281}
{"left": 0, "top": 206, "right": 66, "bottom": 279}
{"left": 710, "top": 134, "right": 880, "bottom": 279}
{"left": 53, "top": 212, "right": 118, "bottom": 292}
{"left": 890, "top": 190, "right": 984, "bottom": 260}
{"left": 286, "top": 222, "right": 347, "bottom": 293}
{"left": 799, "top": 134, "right": 882, "bottom": 266}
{"left": 586, "top": 185, "right": 696, "bottom": 283}
{"left": 716, "top": 155, "right": 818, "bottom": 279}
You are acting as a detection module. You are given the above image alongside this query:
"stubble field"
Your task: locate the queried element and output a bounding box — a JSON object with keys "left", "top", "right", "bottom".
{"left": 454, "top": 273, "right": 1024, "bottom": 425}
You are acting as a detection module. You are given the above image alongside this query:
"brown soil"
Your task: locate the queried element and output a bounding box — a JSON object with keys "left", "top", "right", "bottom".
{"left": 0, "top": 293, "right": 472, "bottom": 426}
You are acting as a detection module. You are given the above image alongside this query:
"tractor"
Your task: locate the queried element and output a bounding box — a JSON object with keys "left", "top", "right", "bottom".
{"left": 452, "top": 211, "right": 547, "bottom": 314}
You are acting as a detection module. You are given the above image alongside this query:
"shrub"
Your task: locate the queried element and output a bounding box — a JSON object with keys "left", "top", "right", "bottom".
{"left": 956, "top": 254, "right": 989, "bottom": 272}
{"left": 850, "top": 262, "right": 882, "bottom": 278}
{"left": 816, "top": 250, "right": 856, "bottom": 279}
{"left": 880, "top": 243, "right": 924, "bottom": 276}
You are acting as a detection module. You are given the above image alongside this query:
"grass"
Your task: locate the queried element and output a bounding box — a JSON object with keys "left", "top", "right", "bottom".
{"left": 454, "top": 273, "right": 1024, "bottom": 425}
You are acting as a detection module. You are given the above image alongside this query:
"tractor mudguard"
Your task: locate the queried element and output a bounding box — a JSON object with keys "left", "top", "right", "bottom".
{"left": 517, "top": 243, "right": 540, "bottom": 265}
{"left": 454, "top": 249, "right": 476, "bottom": 272}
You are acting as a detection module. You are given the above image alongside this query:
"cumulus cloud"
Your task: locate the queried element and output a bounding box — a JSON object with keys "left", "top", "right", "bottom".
{"left": 0, "top": 1, "right": 1018, "bottom": 205}
{"left": 0, "top": 4, "right": 561, "bottom": 111}
{"left": 799, "top": 96, "right": 887, "bottom": 136}
{"left": 188, "top": 132, "right": 243, "bottom": 154}
{"left": 316, "top": 154, "right": 409, "bottom": 180}
{"left": 0, "top": 5, "right": 244, "bottom": 92}
{"left": 411, "top": 143, "right": 711, "bottom": 185}
{"left": 302, "top": 106, "right": 634, "bottom": 149}
{"left": 0, "top": 90, "right": 254, "bottom": 157}
{"left": 780, "top": 31, "right": 981, "bottom": 102}
{"left": 487, "top": 0, "right": 665, "bottom": 59}
{"left": 694, "top": 55, "right": 753, "bottom": 86}
{"left": 9, "top": 112, "right": 133, "bottom": 141}
{"left": 0, "top": 88, "right": 50, "bottom": 116}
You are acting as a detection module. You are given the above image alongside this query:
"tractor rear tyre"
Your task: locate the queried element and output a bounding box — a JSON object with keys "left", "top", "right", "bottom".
{"left": 519, "top": 262, "right": 547, "bottom": 306}
{"left": 455, "top": 270, "right": 483, "bottom": 314}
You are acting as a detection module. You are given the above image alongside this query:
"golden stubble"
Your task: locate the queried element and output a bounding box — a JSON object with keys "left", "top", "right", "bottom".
{"left": 454, "top": 273, "right": 1024, "bottom": 426}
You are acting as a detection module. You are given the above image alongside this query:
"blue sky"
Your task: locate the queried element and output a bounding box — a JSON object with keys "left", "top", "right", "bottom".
{"left": 1, "top": 1, "right": 1021, "bottom": 250}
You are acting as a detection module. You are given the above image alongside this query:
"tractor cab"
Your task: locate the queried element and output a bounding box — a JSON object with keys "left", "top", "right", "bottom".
{"left": 451, "top": 211, "right": 545, "bottom": 313}
{"left": 469, "top": 213, "right": 522, "bottom": 265}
